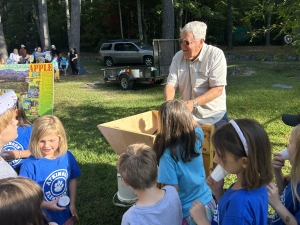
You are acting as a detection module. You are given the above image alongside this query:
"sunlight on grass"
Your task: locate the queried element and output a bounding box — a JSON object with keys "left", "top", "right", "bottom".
{"left": 53, "top": 61, "right": 299, "bottom": 224}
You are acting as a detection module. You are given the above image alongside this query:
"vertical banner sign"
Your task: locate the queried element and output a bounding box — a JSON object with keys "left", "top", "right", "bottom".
{"left": 0, "top": 63, "right": 53, "bottom": 118}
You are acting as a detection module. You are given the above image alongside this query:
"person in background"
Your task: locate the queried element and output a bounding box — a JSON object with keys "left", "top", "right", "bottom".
{"left": 118, "top": 143, "right": 183, "bottom": 225}
{"left": 20, "top": 115, "right": 81, "bottom": 225}
{"left": 0, "top": 177, "right": 58, "bottom": 225}
{"left": 190, "top": 119, "right": 273, "bottom": 225}
{"left": 68, "top": 47, "right": 79, "bottom": 77}
{"left": 9, "top": 49, "right": 20, "bottom": 64}
{"left": 57, "top": 53, "right": 62, "bottom": 70}
{"left": 154, "top": 100, "right": 214, "bottom": 224}
{"left": 61, "top": 53, "right": 68, "bottom": 76}
{"left": 164, "top": 21, "right": 227, "bottom": 128}
{"left": 2, "top": 98, "right": 32, "bottom": 173}
{"left": 0, "top": 90, "right": 19, "bottom": 179}
{"left": 51, "top": 45, "right": 60, "bottom": 58}
{"left": 19, "top": 44, "right": 27, "bottom": 58}
{"left": 52, "top": 54, "right": 60, "bottom": 82}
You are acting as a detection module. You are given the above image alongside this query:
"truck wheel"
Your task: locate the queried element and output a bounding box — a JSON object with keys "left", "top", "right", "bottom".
{"left": 144, "top": 56, "right": 153, "bottom": 66}
{"left": 119, "top": 74, "right": 133, "bottom": 90}
{"left": 104, "top": 57, "right": 114, "bottom": 67}
{"left": 154, "top": 79, "right": 164, "bottom": 84}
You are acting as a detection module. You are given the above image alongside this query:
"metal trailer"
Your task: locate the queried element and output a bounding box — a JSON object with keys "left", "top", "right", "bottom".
{"left": 101, "top": 39, "right": 180, "bottom": 90}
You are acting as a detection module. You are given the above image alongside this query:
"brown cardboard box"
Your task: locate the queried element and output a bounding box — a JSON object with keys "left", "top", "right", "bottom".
{"left": 98, "top": 110, "right": 214, "bottom": 177}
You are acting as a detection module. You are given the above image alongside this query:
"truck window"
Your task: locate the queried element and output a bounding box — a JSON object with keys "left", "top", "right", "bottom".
{"left": 115, "top": 43, "right": 126, "bottom": 51}
{"left": 101, "top": 43, "right": 112, "bottom": 50}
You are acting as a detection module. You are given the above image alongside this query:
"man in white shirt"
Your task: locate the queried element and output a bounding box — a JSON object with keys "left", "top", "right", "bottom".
{"left": 164, "top": 21, "right": 228, "bottom": 128}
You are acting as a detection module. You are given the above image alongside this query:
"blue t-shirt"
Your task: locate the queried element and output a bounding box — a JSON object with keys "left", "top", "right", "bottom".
{"left": 121, "top": 186, "right": 183, "bottom": 225}
{"left": 61, "top": 57, "right": 67, "bottom": 65}
{"left": 2, "top": 125, "right": 32, "bottom": 169}
{"left": 157, "top": 127, "right": 212, "bottom": 218}
{"left": 20, "top": 151, "right": 81, "bottom": 225}
{"left": 52, "top": 59, "right": 58, "bottom": 70}
{"left": 271, "top": 181, "right": 300, "bottom": 224}
{"left": 212, "top": 184, "right": 268, "bottom": 225}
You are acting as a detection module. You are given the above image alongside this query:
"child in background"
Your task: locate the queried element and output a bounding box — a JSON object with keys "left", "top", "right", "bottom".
{"left": 0, "top": 90, "right": 19, "bottom": 179}
{"left": 57, "top": 53, "right": 62, "bottom": 70}
{"left": 52, "top": 54, "right": 59, "bottom": 82}
{"left": 2, "top": 98, "right": 32, "bottom": 173}
{"left": 190, "top": 119, "right": 273, "bottom": 225}
{"left": 0, "top": 177, "right": 58, "bottom": 225}
{"left": 61, "top": 54, "right": 67, "bottom": 76}
{"left": 153, "top": 100, "right": 214, "bottom": 224}
{"left": 20, "top": 115, "right": 81, "bottom": 225}
{"left": 118, "top": 143, "right": 183, "bottom": 225}
{"left": 268, "top": 124, "right": 300, "bottom": 224}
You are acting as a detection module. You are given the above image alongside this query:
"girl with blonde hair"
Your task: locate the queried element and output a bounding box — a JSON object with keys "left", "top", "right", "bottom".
{"left": 268, "top": 124, "right": 300, "bottom": 224}
{"left": 20, "top": 115, "right": 81, "bottom": 225}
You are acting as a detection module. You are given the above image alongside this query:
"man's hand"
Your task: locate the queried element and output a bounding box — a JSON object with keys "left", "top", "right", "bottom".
{"left": 185, "top": 100, "right": 194, "bottom": 112}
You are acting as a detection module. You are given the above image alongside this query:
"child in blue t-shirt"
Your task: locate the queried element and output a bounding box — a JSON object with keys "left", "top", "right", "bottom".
{"left": 61, "top": 54, "right": 67, "bottom": 76}
{"left": 190, "top": 119, "right": 273, "bottom": 225}
{"left": 153, "top": 100, "right": 215, "bottom": 224}
{"left": 2, "top": 98, "right": 32, "bottom": 172}
{"left": 20, "top": 115, "right": 81, "bottom": 225}
{"left": 268, "top": 124, "right": 300, "bottom": 225}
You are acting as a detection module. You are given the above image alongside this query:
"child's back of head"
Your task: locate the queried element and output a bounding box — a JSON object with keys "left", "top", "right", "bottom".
{"left": 117, "top": 143, "right": 157, "bottom": 190}
{"left": 154, "top": 100, "right": 200, "bottom": 163}
{"left": 212, "top": 118, "right": 273, "bottom": 190}
{"left": 0, "top": 177, "right": 49, "bottom": 225}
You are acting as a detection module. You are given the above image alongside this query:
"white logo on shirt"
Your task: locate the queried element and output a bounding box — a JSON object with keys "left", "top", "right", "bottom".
{"left": 43, "top": 169, "right": 68, "bottom": 201}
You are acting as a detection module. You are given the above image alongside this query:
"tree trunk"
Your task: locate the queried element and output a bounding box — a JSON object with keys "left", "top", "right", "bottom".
{"left": 265, "top": 11, "right": 271, "bottom": 46}
{"left": 69, "top": 0, "right": 81, "bottom": 67}
{"left": 137, "top": 0, "right": 143, "bottom": 41}
{"left": 227, "top": 0, "right": 233, "bottom": 50}
{"left": 141, "top": 1, "right": 148, "bottom": 43}
{"left": 118, "top": 0, "right": 124, "bottom": 39}
{"left": 178, "top": 5, "right": 183, "bottom": 35}
{"left": 161, "top": 0, "right": 174, "bottom": 39}
{"left": 65, "top": 0, "right": 71, "bottom": 47}
{"left": 29, "top": 0, "right": 43, "bottom": 48}
{"left": 0, "top": 16, "right": 8, "bottom": 59}
{"left": 38, "top": 0, "right": 51, "bottom": 49}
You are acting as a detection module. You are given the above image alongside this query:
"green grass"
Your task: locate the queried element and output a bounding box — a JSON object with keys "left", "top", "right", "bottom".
{"left": 54, "top": 61, "right": 300, "bottom": 224}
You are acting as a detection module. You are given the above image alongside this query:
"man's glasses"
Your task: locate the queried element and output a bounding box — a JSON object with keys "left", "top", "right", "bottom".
{"left": 179, "top": 38, "right": 193, "bottom": 45}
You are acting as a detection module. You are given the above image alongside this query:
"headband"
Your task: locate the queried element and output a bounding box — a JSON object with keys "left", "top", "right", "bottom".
{"left": 229, "top": 120, "right": 248, "bottom": 156}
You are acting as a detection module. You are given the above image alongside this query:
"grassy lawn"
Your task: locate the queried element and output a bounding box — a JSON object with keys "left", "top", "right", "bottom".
{"left": 54, "top": 60, "right": 299, "bottom": 224}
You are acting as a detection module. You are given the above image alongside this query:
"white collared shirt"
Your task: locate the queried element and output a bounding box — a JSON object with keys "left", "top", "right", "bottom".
{"left": 167, "top": 43, "right": 227, "bottom": 124}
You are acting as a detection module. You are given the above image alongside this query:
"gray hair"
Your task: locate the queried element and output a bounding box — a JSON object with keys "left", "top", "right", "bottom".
{"left": 180, "top": 21, "right": 207, "bottom": 40}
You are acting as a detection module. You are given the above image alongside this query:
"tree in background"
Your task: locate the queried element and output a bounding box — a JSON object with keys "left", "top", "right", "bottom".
{"left": 38, "top": 0, "right": 51, "bottom": 49}
{"left": 0, "top": 16, "right": 8, "bottom": 59}
{"left": 161, "top": 0, "right": 174, "bottom": 39}
{"left": 69, "top": 0, "right": 81, "bottom": 66}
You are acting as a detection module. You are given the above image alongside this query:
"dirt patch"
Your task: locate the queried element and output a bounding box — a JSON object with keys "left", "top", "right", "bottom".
{"left": 228, "top": 66, "right": 256, "bottom": 76}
